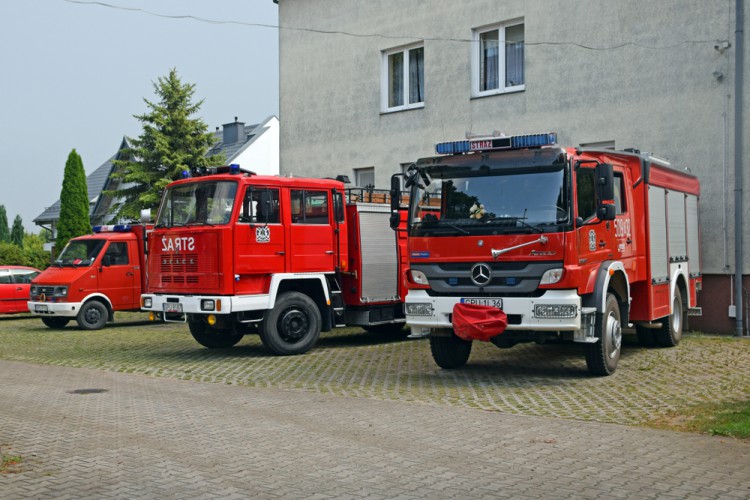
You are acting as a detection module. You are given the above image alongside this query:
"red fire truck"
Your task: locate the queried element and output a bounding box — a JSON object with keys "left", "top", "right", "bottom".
{"left": 390, "top": 133, "right": 701, "bottom": 376}
{"left": 28, "top": 224, "right": 150, "bottom": 330}
{"left": 140, "top": 165, "right": 407, "bottom": 354}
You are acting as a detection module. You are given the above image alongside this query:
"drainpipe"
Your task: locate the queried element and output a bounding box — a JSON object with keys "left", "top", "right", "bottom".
{"left": 735, "top": 0, "right": 745, "bottom": 336}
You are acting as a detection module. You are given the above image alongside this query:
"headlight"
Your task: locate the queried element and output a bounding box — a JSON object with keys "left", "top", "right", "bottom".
{"left": 409, "top": 270, "right": 429, "bottom": 286}
{"left": 53, "top": 286, "right": 68, "bottom": 297}
{"left": 405, "top": 303, "right": 434, "bottom": 316}
{"left": 534, "top": 304, "right": 577, "bottom": 319}
{"left": 30, "top": 285, "right": 39, "bottom": 295}
{"left": 142, "top": 297, "right": 153, "bottom": 308}
{"left": 201, "top": 299, "right": 216, "bottom": 311}
{"left": 540, "top": 268, "right": 563, "bottom": 285}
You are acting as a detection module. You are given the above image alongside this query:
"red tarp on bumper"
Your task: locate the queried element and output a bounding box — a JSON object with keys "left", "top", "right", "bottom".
{"left": 452, "top": 303, "right": 508, "bottom": 342}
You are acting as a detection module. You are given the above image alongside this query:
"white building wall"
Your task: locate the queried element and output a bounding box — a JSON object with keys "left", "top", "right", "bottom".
{"left": 278, "top": 0, "right": 748, "bottom": 276}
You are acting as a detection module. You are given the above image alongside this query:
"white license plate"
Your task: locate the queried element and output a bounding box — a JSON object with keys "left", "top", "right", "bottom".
{"left": 460, "top": 297, "right": 503, "bottom": 308}
{"left": 34, "top": 304, "right": 48, "bottom": 312}
{"left": 163, "top": 303, "right": 183, "bottom": 313}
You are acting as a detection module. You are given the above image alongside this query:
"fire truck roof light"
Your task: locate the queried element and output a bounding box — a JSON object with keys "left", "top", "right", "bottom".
{"left": 435, "top": 132, "right": 557, "bottom": 155}
{"left": 230, "top": 163, "right": 240, "bottom": 174}
{"left": 181, "top": 170, "right": 191, "bottom": 179}
{"left": 92, "top": 224, "right": 132, "bottom": 233}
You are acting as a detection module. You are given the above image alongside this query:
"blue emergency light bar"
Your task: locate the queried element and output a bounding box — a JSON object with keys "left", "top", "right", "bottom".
{"left": 93, "top": 224, "right": 132, "bottom": 233}
{"left": 435, "top": 132, "right": 557, "bottom": 155}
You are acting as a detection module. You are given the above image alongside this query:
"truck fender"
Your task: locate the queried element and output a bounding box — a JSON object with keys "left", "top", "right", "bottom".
{"left": 581, "top": 261, "right": 630, "bottom": 315}
{"left": 669, "top": 266, "right": 690, "bottom": 309}
{"left": 266, "top": 274, "right": 331, "bottom": 310}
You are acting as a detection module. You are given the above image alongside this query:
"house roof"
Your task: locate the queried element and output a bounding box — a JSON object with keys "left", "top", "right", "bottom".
{"left": 34, "top": 117, "right": 277, "bottom": 228}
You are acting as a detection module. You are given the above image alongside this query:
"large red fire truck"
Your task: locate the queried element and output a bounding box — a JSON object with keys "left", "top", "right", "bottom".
{"left": 390, "top": 133, "right": 701, "bottom": 376}
{"left": 140, "top": 165, "right": 407, "bottom": 354}
{"left": 28, "top": 224, "right": 150, "bottom": 330}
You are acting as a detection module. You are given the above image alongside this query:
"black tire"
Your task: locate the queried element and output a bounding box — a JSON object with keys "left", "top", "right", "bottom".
{"left": 585, "top": 293, "right": 622, "bottom": 376}
{"left": 656, "top": 287, "right": 683, "bottom": 347}
{"left": 362, "top": 323, "right": 408, "bottom": 337}
{"left": 260, "top": 292, "right": 321, "bottom": 355}
{"left": 187, "top": 318, "right": 244, "bottom": 349}
{"left": 76, "top": 301, "right": 108, "bottom": 330}
{"left": 635, "top": 325, "right": 657, "bottom": 347}
{"left": 41, "top": 317, "right": 70, "bottom": 329}
{"left": 430, "top": 333, "right": 472, "bottom": 369}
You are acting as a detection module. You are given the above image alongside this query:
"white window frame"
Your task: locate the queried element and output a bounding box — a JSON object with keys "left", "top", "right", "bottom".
{"left": 354, "top": 167, "right": 375, "bottom": 188}
{"left": 471, "top": 19, "right": 525, "bottom": 98}
{"left": 381, "top": 42, "right": 425, "bottom": 113}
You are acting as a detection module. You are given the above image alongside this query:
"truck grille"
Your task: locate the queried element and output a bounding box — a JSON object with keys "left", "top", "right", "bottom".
{"left": 160, "top": 253, "right": 199, "bottom": 273}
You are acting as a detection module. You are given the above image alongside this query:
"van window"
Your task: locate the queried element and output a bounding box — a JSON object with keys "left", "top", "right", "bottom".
{"left": 104, "top": 242, "right": 129, "bottom": 265}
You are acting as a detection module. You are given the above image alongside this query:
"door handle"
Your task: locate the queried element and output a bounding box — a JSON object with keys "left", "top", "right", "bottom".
{"left": 599, "top": 240, "right": 606, "bottom": 247}
{"left": 325, "top": 251, "right": 334, "bottom": 254}
{"left": 126, "top": 272, "right": 134, "bottom": 276}
{"left": 276, "top": 251, "right": 285, "bottom": 255}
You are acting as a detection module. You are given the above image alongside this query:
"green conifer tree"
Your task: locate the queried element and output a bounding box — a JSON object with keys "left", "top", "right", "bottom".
{"left": 10, "top": 215, "right": 24, "bottom": 247}
{"left": 0, "top": 205, "right": 9, "bottom": 243}
{"left": 56, "top": 149, "right": 91, "bottom": 251}
{"left": 108, "top": 68, "right": 224, "bottom": 220}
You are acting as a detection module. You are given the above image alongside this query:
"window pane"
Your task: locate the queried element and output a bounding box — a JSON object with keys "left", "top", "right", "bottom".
{"left": 388, "top": 52, "right": 404, "bottom": 107}
{"left": 408, "top": 47, "right": 424, "bottom": 104}
{"left": 505, "top": 24, "right": 524, "bottom": 87}
{"left": 304, "top": 191, "right": 329, "bottom": 224}
{"left": 576, "top": 169, "right": 597, "bottom": 221}
{"left": 355, "top": 167, "right": 375, "bottom": 188}
{"left": 480, "top": 30, "right": 499, "bottom": 91}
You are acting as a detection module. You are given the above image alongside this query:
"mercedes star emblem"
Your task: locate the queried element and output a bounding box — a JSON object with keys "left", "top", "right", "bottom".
{"left": 470, "top": 263, "right": 492, "bottom": 287}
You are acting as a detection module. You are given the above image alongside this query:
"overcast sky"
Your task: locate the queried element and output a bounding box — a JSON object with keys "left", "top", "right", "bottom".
{"left": 0, "top": 0, "right": 279, "bottom": 232}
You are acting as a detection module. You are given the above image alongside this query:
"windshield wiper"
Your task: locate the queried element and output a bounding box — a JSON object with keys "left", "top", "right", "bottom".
{"left": 483, "top": 216, "right": 544, "bottom": 233}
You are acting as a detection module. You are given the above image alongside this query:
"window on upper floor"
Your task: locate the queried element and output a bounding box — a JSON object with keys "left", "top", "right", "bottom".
{"left": 354, "top": 167, "right": 375, "bottom": 188}
{"left": 472, "top": 20, "right": 524, "bottom": 97}
{"left": 382, "top": 43, "right": 424, "bottom": 112}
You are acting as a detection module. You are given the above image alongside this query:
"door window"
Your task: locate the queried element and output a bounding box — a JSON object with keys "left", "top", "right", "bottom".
{"left": 291, "top": 190, "right": 330, "bottom": 224}
{"left": 104, "top": 242, "right": 129, "bottom": 265}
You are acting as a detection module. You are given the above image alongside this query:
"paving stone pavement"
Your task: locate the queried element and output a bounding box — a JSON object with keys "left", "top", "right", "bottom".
{"left": 1, "top": 360, "right": 748, "bottom": 499}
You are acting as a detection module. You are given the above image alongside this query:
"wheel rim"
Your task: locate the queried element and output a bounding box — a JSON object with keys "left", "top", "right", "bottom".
{"left": 85, "top": 306, "right": 103, "bottom": 325}
{"left": 606, "top": 311, "right": 622, "bottom": 359}
{"left": 278, "top": 308, "right": 309, "bottom": 343}
{"left": 672, "top": 295, "right": 682, "bottom": 334}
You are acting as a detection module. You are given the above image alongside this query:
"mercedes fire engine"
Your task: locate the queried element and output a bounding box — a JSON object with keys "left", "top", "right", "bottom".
{"left": 28, "top": 224, "right": 151, "bottom": 330}
{"left": 140, "top": 165, "right": 407, "bottom": 354}
{"left": 390, "top": 133, "right": 701, "bottom": 376}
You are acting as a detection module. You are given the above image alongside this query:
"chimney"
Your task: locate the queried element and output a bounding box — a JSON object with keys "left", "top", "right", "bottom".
{"left": 222, "top": 116, "right": 245, "bottom": 144}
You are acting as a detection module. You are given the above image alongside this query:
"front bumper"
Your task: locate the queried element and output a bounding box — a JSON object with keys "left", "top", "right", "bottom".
{"left": 27, "top": 301, "right": 83, "bottom": 318}
{"left": 405, "top": 289, "right": 584, "bottom": 335}
{"left": 140, "top": 294, "right": 271, "bottom": 316}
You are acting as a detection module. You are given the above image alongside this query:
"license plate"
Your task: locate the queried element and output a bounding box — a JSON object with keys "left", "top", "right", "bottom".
{"left": 163, "top": 303, "right": 183, "bottom": 313}
{"left": 460, "top": 297, "right": 503, "bottom": 308}
{"left": 35, "top": 304, "right": 48, "bottom": 312}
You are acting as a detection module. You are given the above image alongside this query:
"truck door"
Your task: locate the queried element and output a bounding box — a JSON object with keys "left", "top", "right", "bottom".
{"left": 290, "top": 189, "right": 336, "bottom": 272}
{"left": 575, "top": 166, "right": 616, "bottom": 266}
{"left": 612, "top": 170, "right": 635, "bottom": 266}
{"left": 235, "top": 186, "right": 286, "bottom": 280}
{"left": 98, "top": 241, "right": 136, "bottom": 309}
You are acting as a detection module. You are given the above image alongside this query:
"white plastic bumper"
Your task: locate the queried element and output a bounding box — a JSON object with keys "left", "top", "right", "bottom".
{"left": 404, "top": 289, "right": 582, "bottom": 335}
{"left": 141, "top": 294, "right": 271, "bottom": 315}
{"left": 27, "top": 301, "right": 83, "bottom": 318}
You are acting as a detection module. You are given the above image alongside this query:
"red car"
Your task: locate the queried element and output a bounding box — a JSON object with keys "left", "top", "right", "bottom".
{"left": 0, "top": 266, "right": 42, "bottom": 314}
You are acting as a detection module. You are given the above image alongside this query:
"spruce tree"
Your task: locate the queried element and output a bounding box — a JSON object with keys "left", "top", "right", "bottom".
{"left": 108, "top": 68, "right": 224, "bottom": 220}
{"left": 10, "top": 215, "right": 24, "bottom": 247}
{"left": 56, "top": 149, "right": 91, "bottom": 251}
{"left": 0, "top": 205, "right": 9, "bottom": 243}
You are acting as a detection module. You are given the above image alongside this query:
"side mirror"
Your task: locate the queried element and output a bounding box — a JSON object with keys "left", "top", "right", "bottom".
{"left": 140, "top": 208, "right": 152, "bottom": 224}
{"left": 389, "top": 212, "right": 401, "bottom": 230}
{"left": 102, "top": 254, "right": 112, "bottom": 267}
{"left": 390, "top": 174, "right": 402, "bottom": 213}
{"left": 597, "top": 204, "right": 616, "bottom": 221}
{"left": 595, "top": 163, "right": 615, "bottom": 201}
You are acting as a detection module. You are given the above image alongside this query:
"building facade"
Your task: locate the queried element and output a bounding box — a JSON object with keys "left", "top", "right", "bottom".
{"left": 276, "top": 0, "right": 748, "bottom": 334}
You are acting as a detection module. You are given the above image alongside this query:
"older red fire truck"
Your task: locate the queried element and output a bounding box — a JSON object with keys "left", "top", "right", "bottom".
{"left": 140, "top": 165, "right": 407, "bottom": 354}
{"left": 390, "top": 133, "right": 701, "bottom": 375}
{"left": 28, "top": 224, "right": 150, "bottom": 330}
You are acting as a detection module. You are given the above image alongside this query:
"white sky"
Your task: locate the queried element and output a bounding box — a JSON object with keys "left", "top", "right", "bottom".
{"left": 0, "top": 0, "right": 279, "bottom": 232}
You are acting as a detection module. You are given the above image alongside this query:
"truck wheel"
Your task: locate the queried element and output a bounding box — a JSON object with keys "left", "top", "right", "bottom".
{"left": 656, "top": 287, "right": 683, "bottom": 347}
{"left": 76, "top": 301, "right": 108, "bottom": 330}
{"left": 188, "top": 318, "right": 244, "bottom": 349}
{"left": 585, "top": 293, "right": 622, "bottom": 376}
{"left": 635, "top": 325, "right": 657, "bottom": 347}
{"left": 41, "top": 317, "right": 70, "bottom": 329}
{"left": 430, "top": 333, "right": 472, "bottom": 369}
{"left": 260, "top": 292, "right": 321, "bottom": 355}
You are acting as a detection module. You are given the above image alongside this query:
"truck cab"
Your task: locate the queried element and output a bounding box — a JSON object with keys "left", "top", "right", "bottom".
{"left": 28, "top": 224, "right": 149, "bottom": 330}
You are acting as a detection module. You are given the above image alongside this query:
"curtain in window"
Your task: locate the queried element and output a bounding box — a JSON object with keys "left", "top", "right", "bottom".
{"left": 505, "top": 42, "right": 524, "bottom": 87}
{"left": 388, "top": 52, "right": 404, "bottom": 108}
{"left": 480, "top": 31, "right": 499, "bottom": 91}
{"left": 409, "top": 47, "right": 424, "bottom": 104}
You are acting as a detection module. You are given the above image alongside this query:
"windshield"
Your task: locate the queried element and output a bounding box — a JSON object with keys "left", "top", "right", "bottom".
{"left": 55, "top": 239, "right": 106, "bottom": 267}
{"left": 409, "top": 165, "right": 569, "bottom": 237}
{"left": 156, "top": 180, "right": 238, "bottom": 227}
